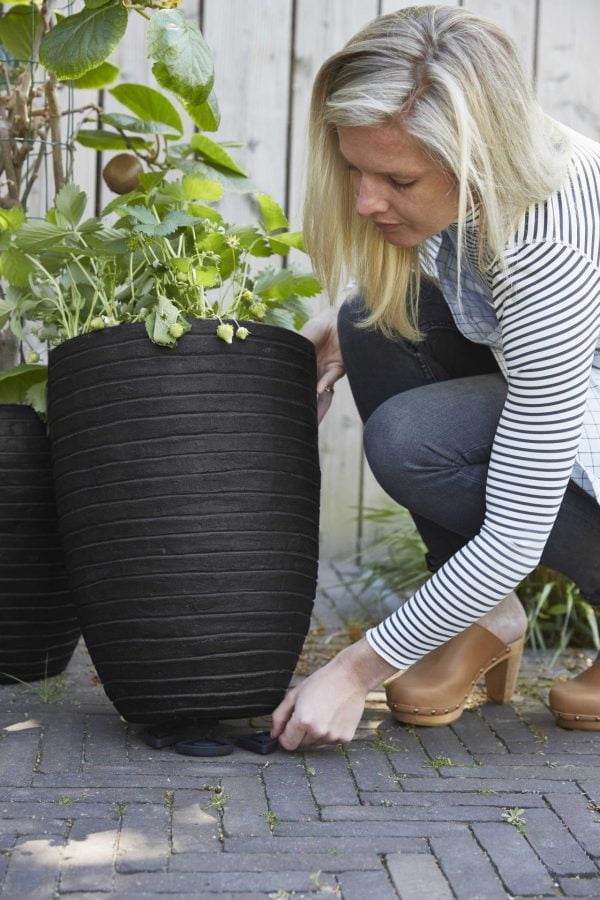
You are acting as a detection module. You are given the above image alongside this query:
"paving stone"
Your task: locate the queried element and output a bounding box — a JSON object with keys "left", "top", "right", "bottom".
{"left": 559, "top": 875, "right": 600, "bottom": 896}
{"left": 546, "top": 792, "right": 600, "bottom": 857}
{"left": 59, "top": 818, "right": 119, "bottom": 893}
{"left": 0, "top": 730, "right": 40, "bottom": 786}
{"left": 220, "top": 774, "right": 271, "bottom": 837}
{"left": 337, "top": 868, "right": 399, "bottom": 900}
{"left": 169, "top": 850, "right": 383, "bottom": 872}
{"left": 0, "top": 817, "right": 68, "bottom": 837}
{"left": 302, "top": 747, "right": 359, "bottom": 806}
{"left": 450, "top": 710, "right": 508, "bottom": 755}
{"left": 116, "top": 802, "right": 170, "bottom": 874}
{"left": 439, "top": 764, "right": 600, "bottom": 780}
{"left": 84, "top": 713, "right": 129, "bottom": 765}
{"left": 275, "top": 821, "right": 474, "bottom": 838}
{"left": 262, "top": 760, "right": 318, "bottom": 821}
{"left": 478, "top": 705, "right": 538, "bottom": 745}
{"left": 518, "top": 807, "right": 597, "bottom": 876}
{"left": 112, "top": 869, "right": 338, "bottom": 893}
{"left": 171, "top": 789, "right": 222, "bottom": 853}
{"left": 429, "top": 828, "right": 507, "bottom": 899}
{"left": 400, "top": 776, "right": 578, "bottom": 793}
{"left": 33, "top": 768, "right": 256, "bottom": 788}
{"left": 320, "top": 803, "right": 503, "bottom": 822}
{"left": 37, "top": 715, "right": 86, "bottom": 775}
{"left": 417, "top": 725, "right": 476, "bottom": 766}
{"left": 386, "top": 851, "right": 453, "bottom": 899}
{"left": 2, "top": 835, "right": 64, "bottom": 898}
{"left": 345, "top": 743, "right": 399, "bottom": 791}
{"left": 472, "top": 822, "right": 556, "bottom": 895}
{"left": 222, "top": 836, "right": 428, "bottom": 855}
{"left": 359, "top": 790, "right": 546, "bottom": 808}
{"left": 0, "top": 786, "right": 168, "bottom": 804}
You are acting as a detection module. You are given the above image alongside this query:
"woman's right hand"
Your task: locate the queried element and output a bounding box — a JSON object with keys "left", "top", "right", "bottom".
{"left": 301, "top": 306, "right": 346, "bottom": 423}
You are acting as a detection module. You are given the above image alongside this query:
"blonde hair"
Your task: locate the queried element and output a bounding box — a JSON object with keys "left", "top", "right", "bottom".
{"left": 304, "top": 5, "right": 570, "bottom": 339}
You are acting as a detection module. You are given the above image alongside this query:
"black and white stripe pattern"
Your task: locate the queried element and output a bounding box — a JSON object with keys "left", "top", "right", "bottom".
{"left": 367, "top": 128, "right": 600, "bottom": 669}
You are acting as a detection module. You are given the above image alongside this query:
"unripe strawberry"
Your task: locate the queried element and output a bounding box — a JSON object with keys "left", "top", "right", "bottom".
{"left": 216, "top": 322, "right": 234, "bottom": 344}
{"left": 90, "top": 317, "right": 105, "bottom": 331}
{"left": 236, "top": 326, "right": 250, "bottom": 340}
{"left": 26, "top": 351, "right": 40, "bottom": 364}
{"left": 169, "top": 323, "right": 184, "bottom": 339}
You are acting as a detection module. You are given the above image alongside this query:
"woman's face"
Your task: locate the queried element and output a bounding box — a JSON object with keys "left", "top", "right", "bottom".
{"left": 337, "top": 122, "right": 460, "bottom": 247}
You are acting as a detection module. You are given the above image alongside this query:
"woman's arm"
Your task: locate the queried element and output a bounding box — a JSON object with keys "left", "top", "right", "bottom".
{"left": 368, "top": 242, "right": 600, "bottom": 668}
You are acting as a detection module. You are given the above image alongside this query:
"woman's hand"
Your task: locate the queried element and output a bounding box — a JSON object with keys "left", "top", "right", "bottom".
{"left": 301, "top": 307, "right": 346, "bottom": 423}
{"left": 271, "top": 638, "right": 398, "bottom": 750}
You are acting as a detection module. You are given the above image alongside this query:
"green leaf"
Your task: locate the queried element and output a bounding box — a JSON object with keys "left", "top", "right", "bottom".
{"left": 0, "top": 363, "right": 47, "bottom": 408}
{"left": 0, "top": 5, "right": 41, "bottom": 60}
{"left": 14, "top": 221, "right": 72, "bottom": 252}
{"left": 254, "top": 266, "right": 321, "bottom": 300}
{"left": 25, "top": 379, "right": 47, "bottom": 418}
{"left": 39, "top": 2, "right": 128, "bottom": 79}
{"left": 109, "top": 83, "right": 183, "bottom": 135}
{"left": 257, "top": 193, "right": 289, "bottom": 233}
{"left": 0, "top": 246, "right": 34, "bottom": 286}
{"left": 84, "top": 0, "right": 113, "bottom": 8}
{"left": 68, "top": 60, "right": 119, "bottom": 89}
{"left": 185, "top": 90, "right": 220, "bottom": 132}
{"left": 101, "top": 112, "right": 179, "bottom": 136}
{"left": 268, "top": 231, "right": 306, "bottom": 254}
{"left": 189, "top": 203, "right": 223, "bottom": 224}
{"left": 147, "top": 10, "right": 214, "bottom": 108}
{"left": 134, "top": 211, "right": 202, "bottom": 238}
{"left": 226, "top": 225, "right": 270, "bottom": 257}
{"left": 76, "top": 129, "right": 151, "bottom": 152}
{"left": 54, "top": 183, "right": 87, "bottom": 228}
{"left": 182, "top": 175, "right": 223, "bottom": 202}
{"left": 0, "top": 207, "right": 26, "bottom": 232}
{"left": 145, "top": 295, "right": 180, "bottom": 346}
{"left": 189, "top": 134, "right": 247, "bottom": 177}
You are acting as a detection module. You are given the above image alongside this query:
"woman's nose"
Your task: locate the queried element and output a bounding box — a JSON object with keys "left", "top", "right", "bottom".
{"left": 355, "top": 176, "right": 389, "bottom": 217}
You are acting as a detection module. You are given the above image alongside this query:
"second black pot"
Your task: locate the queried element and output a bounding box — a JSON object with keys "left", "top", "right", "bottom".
{"left": 47, "top": 320, "right": 320, "bottom": 724}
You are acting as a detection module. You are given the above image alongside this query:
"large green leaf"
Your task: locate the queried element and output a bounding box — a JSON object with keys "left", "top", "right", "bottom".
{"left": 0, "top": 246, "right": 35, "bottom": 286}
{"left": 182, "top": 175, "right": 223, "bottom": 202}
{"left": 68, "top": 60, "right": 119, "bottom": 89}
{"left": 14, "top": 221, "right": 72, "bottom": 252}
{"left": 76, "top": 129, "right": 151, "bottom": 152}
{"left": 257, "top": 193, "right": 289, "bottom": 233}
{"left": 185, "top": 90, "right": 220, "bottom": 132}
{"left": 109, "top": 83, "right": 183, "bottom": 135}
{"left": 145, "top": 295, "right": 180, "bottom": 347}
{"left": 0, "top": 5, "right": 40, "bottom": 60}
{"left": 39, "top": 2, "right": 128, "bottom": 79}
{"left": 54, "top": 183, "right": 87, "bottom": 228}
{"left": 268, "top": 231, "right": 306, "bottom": 254}
{"left": 101, "top": 112, "right": 179, "bottom": 137}
{"left": 0, "top": 364, "right": 47, "bottom": 409}
{"left": 254, "top": 266, "right": 321, "bottom": 300}
{"left": 147, "top": 10, "right": 214, "bottom": 108}
{"left": 189, "top": 134, "right": 247, "bottom": 177}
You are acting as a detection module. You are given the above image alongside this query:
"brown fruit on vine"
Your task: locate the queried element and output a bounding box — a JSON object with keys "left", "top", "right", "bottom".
{"left": 102, "top": 153, "right": 143, "bottom": 194}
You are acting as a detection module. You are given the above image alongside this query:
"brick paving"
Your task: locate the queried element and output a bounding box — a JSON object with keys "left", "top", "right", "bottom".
{"left": 2, "top": 564, "right": 600, "bottom": 898}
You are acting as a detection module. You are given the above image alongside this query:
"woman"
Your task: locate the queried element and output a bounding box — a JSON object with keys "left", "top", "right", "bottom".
{"left": 270, "top": 5, "right": 600, "bottom": 751}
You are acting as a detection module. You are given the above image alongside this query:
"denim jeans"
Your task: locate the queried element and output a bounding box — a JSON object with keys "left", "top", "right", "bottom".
{"left": 337, "top": 282, "right": 600, "bottom": 605}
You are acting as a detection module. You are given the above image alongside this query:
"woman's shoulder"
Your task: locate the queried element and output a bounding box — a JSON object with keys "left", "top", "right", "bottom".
{"left": 508, "top": 126, "right": 600, "bottom": 265}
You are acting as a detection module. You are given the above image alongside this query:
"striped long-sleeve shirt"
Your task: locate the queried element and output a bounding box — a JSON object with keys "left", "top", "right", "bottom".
{"left": 366, "top": 127, "right": 600, "bottom": 670}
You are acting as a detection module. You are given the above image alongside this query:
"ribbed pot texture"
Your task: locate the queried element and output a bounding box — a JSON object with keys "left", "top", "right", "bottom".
{"left": 0, "top": 405, "right": 79, "bottom": 683}
{"left": 47, "top": 321, "right": 320, "bottom": 724}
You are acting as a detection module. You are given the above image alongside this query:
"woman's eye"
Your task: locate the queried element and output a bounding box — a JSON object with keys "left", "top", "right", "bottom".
{"left": 390, "top": 179, "right": 416, "bottom": 191}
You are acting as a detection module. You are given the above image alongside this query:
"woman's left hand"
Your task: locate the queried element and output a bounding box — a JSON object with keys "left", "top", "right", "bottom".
{"left": 270, "top": 638, "right": 398, "bottom": 750}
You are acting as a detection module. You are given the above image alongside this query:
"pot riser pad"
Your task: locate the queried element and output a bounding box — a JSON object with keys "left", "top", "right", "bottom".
{"left": 0, "top": 405, "right": 79, "bottom": 682}
{"left": 47, "top": 321, "right": 320, "bottom": 723}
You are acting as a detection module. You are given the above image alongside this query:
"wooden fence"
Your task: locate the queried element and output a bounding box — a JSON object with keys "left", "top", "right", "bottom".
{"left": 4, "top": 0, "right": 600, "bottom": 558}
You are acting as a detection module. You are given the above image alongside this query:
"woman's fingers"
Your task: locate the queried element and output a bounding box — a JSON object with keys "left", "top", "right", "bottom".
{"left": 270, "top": 686, "right": 298, "bottom": 738}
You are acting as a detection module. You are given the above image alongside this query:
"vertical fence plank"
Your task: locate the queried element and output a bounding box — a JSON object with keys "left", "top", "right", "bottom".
{"left": 537, "top": 0, "right": 600, "bottom": 139}
{"left": 462, "top": 0, "right": 536, "bottom": 79}
{"left": 201, "top": 0, "right": 293, "bottom": 225}
{"left": 290, "top": 1, "right": 379, "bottom": 558}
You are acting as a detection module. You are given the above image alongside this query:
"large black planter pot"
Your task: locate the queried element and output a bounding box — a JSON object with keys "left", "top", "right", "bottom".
{"left": 47, "top": 321, "right": 320, "bottom": 724}
{"left": 0, "top": 405, "right": 79, "bottom": 683}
